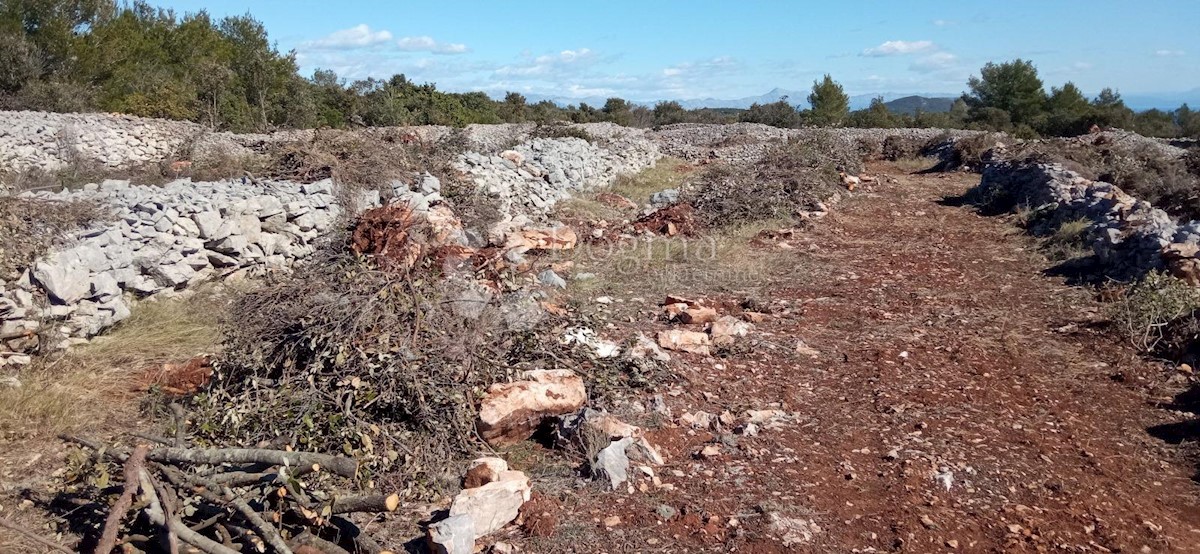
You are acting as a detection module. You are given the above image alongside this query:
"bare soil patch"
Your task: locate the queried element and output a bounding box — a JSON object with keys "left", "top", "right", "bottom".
{"left": 529, "top": 163, "right": 1200, "bottom": 552}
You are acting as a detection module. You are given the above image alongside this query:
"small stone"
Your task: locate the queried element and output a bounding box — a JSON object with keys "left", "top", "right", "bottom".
{"left": 427, "top": 514, "right": 475, "bottom": 554}
{"left": 603, "top": 515, "right": 621, "bottom": 528}
{"left": 537, "top": 269, "right": 566, "bottom": 289}
{"left": 656, "top": 504, "right": 677, "bottom": 520}
{"left": 657, "top": 329, "right": 711, "bottom": 355}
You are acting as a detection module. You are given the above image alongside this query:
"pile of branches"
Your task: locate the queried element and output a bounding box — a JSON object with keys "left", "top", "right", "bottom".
{"left": 58, "top": 406, "right": 395, "bottom": 554}
{"left": 264, "top": 128, "right": 468, "bottom": 194}
{"left": 686, "top": 136, "right": 858, "bottom": 227}
{"left": 192, "top": 229, "right": 658, "bottom": 501}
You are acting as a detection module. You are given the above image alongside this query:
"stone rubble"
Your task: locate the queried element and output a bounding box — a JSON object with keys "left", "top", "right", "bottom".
{"left": 974, "top": 153, "right": 1200, "bottom": 280}
{"left": 0, "top": 112, "right": 667, "bottom": 364}
{"left": 454, "top": 127, "right": 660, "bottom": 218}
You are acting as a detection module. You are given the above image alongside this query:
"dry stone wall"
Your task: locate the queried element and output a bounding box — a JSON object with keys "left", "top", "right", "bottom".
{"left": 456, "top": 127, "right": 660, "bottom": 217}
{"left": 0, "top": 111, "right": 204, "bottom": 172}
{"left": 0, "top": 112, "right": 664, "bottom": 365}
{"left": 974, "top": 152, "right": 1198, "bottom": 279}
{"left": 651, "top": 123, "right": 979, "bottom": 164}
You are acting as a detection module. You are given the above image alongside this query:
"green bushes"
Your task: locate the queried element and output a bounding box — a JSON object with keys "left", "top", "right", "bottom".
{"left": 1109, "top": 271, "right": 1200, "bottom": 352}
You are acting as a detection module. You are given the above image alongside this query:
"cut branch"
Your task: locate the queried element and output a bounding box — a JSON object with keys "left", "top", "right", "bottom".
{"left": 94, "top": 444, "right": 149, "bottom": 554}
{"left": 146, "top": 447, "right": 357, "bottom": 478}
{"left": 329, "top": 493, "right": 400, "bottom": 514}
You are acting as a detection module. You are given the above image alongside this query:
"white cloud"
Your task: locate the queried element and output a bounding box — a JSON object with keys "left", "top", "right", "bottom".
{"left": 909, "top": 52, "right": 959, "bottom": 73}
{"left": 1155, "top": 49, "right": 1185, "bottom": 57}
{"left": 932, "top": 19, "right": 955, "bottom": 27}
{"left": 397, "top": 36, "right": 469, "bottom": 55}
{"left": 308, "top": 24, "right": 393, "bottom": 49}
{"left": 495, "top": 48, "right": 597, "bottom": 77}
{"left": 1072, "top": 61, "right": 1093, "bottom": 70}
{"left": 862, "top": 40, "right": 936, "bottom": 57}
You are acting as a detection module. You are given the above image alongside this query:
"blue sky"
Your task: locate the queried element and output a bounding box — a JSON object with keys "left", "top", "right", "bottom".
{"left": 156, "top": 0, "right": 1199, "bottom": 102}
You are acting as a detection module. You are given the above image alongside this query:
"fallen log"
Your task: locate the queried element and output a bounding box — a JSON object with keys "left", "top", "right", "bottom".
{"left": 61, "top": 436, "right": 358, "bottom": 480}
{"left": 329, "top": 493, "right": 400, "bottom": 514}
{"left": 146, "top": 447, "right": 357, "bottom": 479}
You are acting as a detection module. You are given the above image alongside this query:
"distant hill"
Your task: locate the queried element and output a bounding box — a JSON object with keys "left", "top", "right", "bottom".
{"left": 884, "top": 96, "right": 957, "bottom": 115}
{"left": 521, "top": 89, "right": 963, "bottom": 111}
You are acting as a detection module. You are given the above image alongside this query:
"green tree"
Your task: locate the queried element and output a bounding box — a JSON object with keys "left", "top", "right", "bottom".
{"left": 219, "top": 14, "right": 295, "bottom": 130}
{"left": 1178, "top": 104, "right": 1200, "bottom": 138}
{"left": 964, "top": 59, "right": 1046, "bottom": 129}
{"left": 1133, "top": 109, "right": 1179, "bottom": 138}
{"left": 499, "top": 91, "right": 527, "bottom": 122}
{"left": 807, "top": 74, "right": 849, "bottom": 126}
{"left": 741, "top": 98, "right": 801, "bottom": 128}
{"left": 1041, "top": 82, "right": 1091, "bottom": 136}
{"left": 652, "top": 100, "right": 687, "bottom": 126}
{"left": 848, "top": 97, "right": 899, "bottom": 128}
{"left": 601, "top": 97, "right": 632, "bottom": 126}
{"left": 1091, "top": 87, "right": 1134, "bottom": 130}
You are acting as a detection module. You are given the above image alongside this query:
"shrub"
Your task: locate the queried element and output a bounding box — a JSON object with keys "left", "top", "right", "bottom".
{"left": 1041, "top": 217, "right": 1092, "bottom": 261}
{"left": 924, "top": 132, "right": 1005, "bottom": 171}
{"left": 881, "top": 135, "right": 923, "bottom": 161}
{"left": 1109, "top": 271, "right": 1200, "bottom": 352}
{"left": 688, "top": 134, "right": 856, "bottom": 227}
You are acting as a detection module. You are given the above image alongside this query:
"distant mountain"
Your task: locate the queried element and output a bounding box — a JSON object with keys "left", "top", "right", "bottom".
{"left": 883, "top": 95, "right": 957, "bottom": 115}
{"left": 517, "top": 87, "right": 1199, "bottom": 114}
{"left": 520, "top": 88, "right": 963, "bottom": 111}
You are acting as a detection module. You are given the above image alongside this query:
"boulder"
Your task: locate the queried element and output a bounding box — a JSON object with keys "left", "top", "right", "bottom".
{"left": 463, "top": 457, "right": 509, "bottom": 489}
{"left": 33, "top": 259, "right": 90, "bottom": 304}
{"left": 710, "top": 315, "right": 754, "bottom": 346}
{"left": 537, "top": 269, "right": 567, "bottom": 289}
{"left": 629, "top": 332, "right": 670, "bottom": 362}
{"left": 427, "top": 514, "right": 476, "bottom": 554}
{"left": 448, "top": 469, "right": 531, "bottom": 538}
{"left": 657, "top": 330, "right": 711, "bottom": 355}
{"left": 477, "top": 369, "right": 587, "bottom": 446}
{"left": 594, "top": 437, "right": 633, "bottom": 490}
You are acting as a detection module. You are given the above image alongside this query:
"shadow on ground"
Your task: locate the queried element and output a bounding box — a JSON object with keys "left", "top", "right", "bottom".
{"left": 1148, "top": 384, "right": 1200, "bottom": 483}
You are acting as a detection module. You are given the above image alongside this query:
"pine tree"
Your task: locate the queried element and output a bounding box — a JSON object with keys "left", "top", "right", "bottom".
{"left": 807, "top": 74, "right": 849, "bottom": 126}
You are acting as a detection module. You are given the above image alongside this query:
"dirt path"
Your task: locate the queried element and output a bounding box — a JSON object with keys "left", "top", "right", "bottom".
{"left": 537, "top": 165, "right": 1200, "bottom": 553}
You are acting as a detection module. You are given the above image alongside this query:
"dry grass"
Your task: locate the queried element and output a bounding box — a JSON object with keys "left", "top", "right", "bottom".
{"left": 561, "top": 219, "right": 797, "bottom": 302}
{"left": 1041, "top": 217, "right": 1092, "bottom": 261}
{"left": 0, "top": 289, "right": 226, "bottom": 438}
{"left": 892, "top": 156, "right": 939, "bottom": 174}
{"left": 553, "top": 156, "right": 692, "bottom": 225}
{"left": 608, "top": 157, "right": 691, "bottom": 204}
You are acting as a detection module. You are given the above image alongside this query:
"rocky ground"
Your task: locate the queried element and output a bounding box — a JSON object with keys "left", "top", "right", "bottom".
{"left": 2, "top": 113, "right": 1200, "bottom": 553}
{"left": 497, "top": 163, "right": 1200, "bottom": 553}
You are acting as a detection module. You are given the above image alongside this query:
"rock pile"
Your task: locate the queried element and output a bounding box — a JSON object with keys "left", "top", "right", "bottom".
{"left": 0, "top": 111, "right": 203, "bottom": 172}
{"left": 651, "top": 123, "right": 978, "bottom": 165}
{"left": 0, "top": 175, "right": 447, "bottom": 365}
{"left": 455, "top": 131, "right": 660, "bottom": 217}
{"left": 975, "top": 155, "right": 1200, "bottom": 280}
